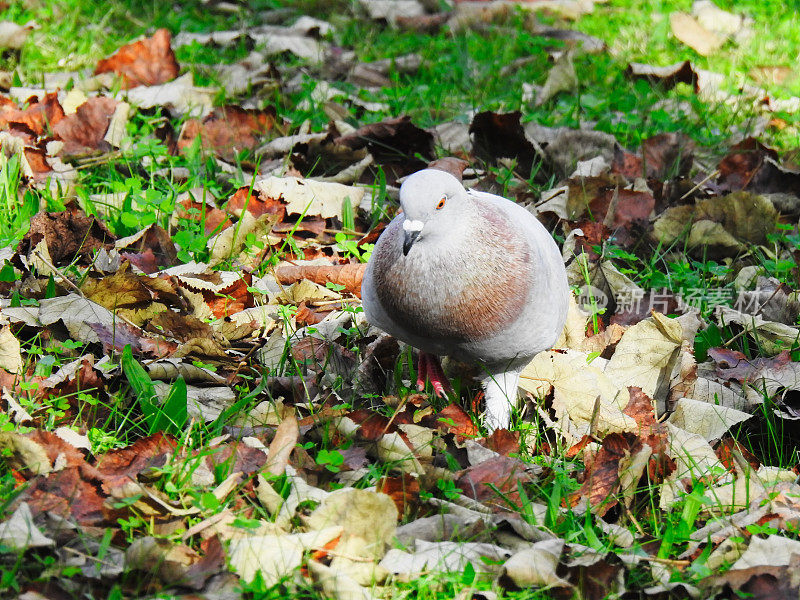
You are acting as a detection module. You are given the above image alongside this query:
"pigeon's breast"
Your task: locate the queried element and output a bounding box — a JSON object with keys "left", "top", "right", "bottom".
{"left": 371, "top": 205, "right": 532, "bottom": 353}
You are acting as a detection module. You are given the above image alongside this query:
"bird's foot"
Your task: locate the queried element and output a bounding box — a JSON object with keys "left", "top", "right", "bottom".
{"left": 417, "top": 351, "right": 453, "bottom": 398}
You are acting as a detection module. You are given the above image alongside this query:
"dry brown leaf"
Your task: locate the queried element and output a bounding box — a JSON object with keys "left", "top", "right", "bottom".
{"left": 53, "top": 96, "right": 119, "bottom": 157}
{"left": 653, "top": 192, "right": 777, "bottom": 255}
{"left": 22, "top": 466, "right": 109, "bottom": 525}
{"left": 95, "top": 432, "right": 177, "bottom": 491}
{"left": 265, "top": 408, "right": 299, "bottom": 476}
{"left": 0, "top": 92, "right": 64, "bottom": 135}
{"left": 178, "top": 105, "right": 278, "bottom": 162}
{"left": 570, "top": 432, "right": 640, "bottom": 515}
{"left": 455, "top": 454, "right": 536, "bottom": 511}
{"left": 275, "top": 262, "right": 366, "bottom": 298}
{"left": 378, "top": 474, "right": 420, "bottom": 519}
{"left": 670, "top": 11, "right": 723, "bottom": 56}
{"left": 469, "top": 110, "right": 537, "bottom": 178}
{"left": 334, "top": 115, "right": 434, "bottom": 178}
{"left": 20, "top": 209, "right": 115, "bottom": 265}
{"left": 95, "top": 28, "right": 179, "bottom": 88}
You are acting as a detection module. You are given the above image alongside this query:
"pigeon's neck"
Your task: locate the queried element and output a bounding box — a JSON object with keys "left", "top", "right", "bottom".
{"left": 418, "top": 207, "right": 481, "bottom": 252}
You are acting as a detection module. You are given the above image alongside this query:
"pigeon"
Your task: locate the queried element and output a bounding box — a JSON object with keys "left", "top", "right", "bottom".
{"left": 362, "top": 168, "right": 569, "bottom": 431}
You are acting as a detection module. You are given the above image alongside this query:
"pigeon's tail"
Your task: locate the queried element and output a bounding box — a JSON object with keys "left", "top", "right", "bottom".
{"left": 482, "top": 369, "right": 521, "bottom": 433}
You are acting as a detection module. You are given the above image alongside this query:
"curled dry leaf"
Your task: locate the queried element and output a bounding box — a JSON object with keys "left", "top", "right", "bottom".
{"left": 469, "top": 110, "right": 537, "bottom": 178}
{"left": 0, "top": 91, "right": 64, "bottom": 136}
{"left": 570, "top": 432, "right": 640, "bottom": 515}
{"left": 334, "top": 115, "right": 434, "bottom": 178}
{"left": 53, "top": 96, "right": 120, "bottom": 157}
{"left": 178, "top": 105, "right": 278, "bottom": 162}
{"left": 0, "top": 503, "right": 55, "bottom": 551}
{"left": 717, "top": 305, "right": 800, "bottom": 355}
{"left": 535, "top": 50, "right": 578, "bottom": 106}
{"left": 275, "top": 262, "right": 366, "bottom": 298}
{"left": 265, "top": 408, "right": 299, "bottom": 476}
{"left": 20, "top": 209, "right": 115, "bottom": 265}
{"left": 95, "top": 28, "right": 179, "bottom": 88}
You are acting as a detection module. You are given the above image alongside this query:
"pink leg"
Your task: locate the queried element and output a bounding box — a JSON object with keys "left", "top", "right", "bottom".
{"left": 417, "top": 352, "right": 453, "bottom": 398}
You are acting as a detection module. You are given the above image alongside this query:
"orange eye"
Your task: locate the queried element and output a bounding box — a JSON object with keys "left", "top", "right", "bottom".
{"left": 436, "top": 197, "right": 446, "bottom": 210}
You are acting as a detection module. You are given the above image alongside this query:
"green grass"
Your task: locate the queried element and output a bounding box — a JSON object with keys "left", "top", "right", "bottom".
{"left": 578, "top": 0, "right": 800, "bottom": 97}
{"left": 1, "top": 0, "right": 800, "bottom": 598}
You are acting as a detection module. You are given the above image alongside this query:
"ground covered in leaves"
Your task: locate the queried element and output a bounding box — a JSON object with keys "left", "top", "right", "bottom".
{"left": 1, "top": 0, "right": 800, "bottom": 599}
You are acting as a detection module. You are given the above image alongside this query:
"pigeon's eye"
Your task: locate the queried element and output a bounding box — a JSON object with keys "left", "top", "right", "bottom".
{"left": 436, "top": 197, "right": 446, "bottom": 210}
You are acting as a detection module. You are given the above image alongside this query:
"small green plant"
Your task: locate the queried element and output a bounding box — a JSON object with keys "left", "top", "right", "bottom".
{"left": 316, "top": 448, "right": 345, "bottom": 472}
{"left": 121, "top": 345, "right": 187, "bottom": 435}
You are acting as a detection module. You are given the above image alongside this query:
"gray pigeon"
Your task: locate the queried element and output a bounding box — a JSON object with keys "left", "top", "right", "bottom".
{"left": 362, "top": 169, "right": 569, "bottom": 431}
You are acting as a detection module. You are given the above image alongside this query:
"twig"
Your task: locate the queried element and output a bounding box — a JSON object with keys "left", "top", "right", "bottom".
{"left": 637, "top": 555, "right": 690, "bottom": 568}
{"left": 61, "top": 546, "right": 120, "bottom": 568}
{"left": 381, "top": 391, "right": 411, "bottom": 438}
{"left": 33, "top": 250, "right": 146, "bottom": 331}
{"left": 33, "top": 250, "right": 86, "bottom": 297}
{"left": 679, "top": 169, "right": 719, "bottom": 201}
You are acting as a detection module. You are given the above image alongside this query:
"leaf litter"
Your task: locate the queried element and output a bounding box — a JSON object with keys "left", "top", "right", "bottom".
{"left": 1, "top": 1, "right": 800, "bottom": 599}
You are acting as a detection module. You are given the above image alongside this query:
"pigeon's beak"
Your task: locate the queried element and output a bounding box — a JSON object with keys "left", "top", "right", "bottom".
{"left": 402, "top": 219, "right": 424, "bottom": 255}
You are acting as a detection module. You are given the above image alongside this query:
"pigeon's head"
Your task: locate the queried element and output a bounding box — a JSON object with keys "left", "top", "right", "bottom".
{"left": 398, "top": 169, "right": 468, "bottom": 255}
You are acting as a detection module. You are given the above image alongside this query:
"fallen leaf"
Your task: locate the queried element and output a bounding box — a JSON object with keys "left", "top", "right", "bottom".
{"left": 731, "top": 535, "right": 800, "bottom": 570}
{"left": 307, "top": 559, "right": 379, "bottom": 600}
{"left": 501, "top": 539, "right": 570, "bottom": 589}
{"left": 456, "top": 454, "right": 537, "bottom": 511}
{"left": 334, "top": 115, "right": 434, "bottom": 178}
{"left": 95, "top": 28, "right": 179, "bottom": 88}
{"left": 670, "top": 11, "right": 724, "bottom": 56}
{"left": 0, "top": 502, "right": 55, "bottom": 550}
{"left": 642, "top": 132, "right": 694, "bottom": 179}
{"left": 178, "top": 105, "right": 278, "bottom": 162}
{"left": 53, "top": 96, "right": 120, "bottom": 157}
{"left": 380, "top": 540, "right": 510, "bottom": 578}
{"left": 252, "top": 176, "right": 366, "bottom": 221}
{"left": 0, "top": 326, "right": 22, "bottom": 374}
{"left": 228, "top": 527, "right": 342, "bottom": 585}
{"left": 668, "top": 397, "right": 752, "bottom": 441}
{"left": 20, "top": 209, "right": 115, "bottom": 265}
{"left": 0, "top": 91, "right": 64, "bottom": 135}
{"left": 536, "top": 50, "right": 578, "bottom": 106}
{"left": 265, "top": 408, "right": 299, "bottom": 476}
{"left": 653, "top": 191, "right": 777, "bottom": 255}
{"left": 275, "top": 262, "right": 366, "bottom": 297}
{"left": 378, "top": 474, "right": 420, "bottom": 518}
{"left": 95, "top": 432, "right": 177, "bottom": 490}
{"left": 469, "top": 111, "right": 537, "bottom": 178}
{"left": 625, "top": 60, "right": 698, "bottom": 90}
